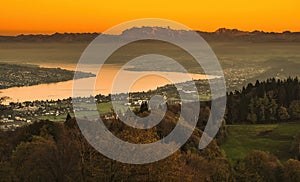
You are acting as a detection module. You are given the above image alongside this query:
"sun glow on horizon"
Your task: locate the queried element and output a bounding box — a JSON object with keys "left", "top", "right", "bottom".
{"left": 1, "top": 0, "right": 300, "bottom": 35}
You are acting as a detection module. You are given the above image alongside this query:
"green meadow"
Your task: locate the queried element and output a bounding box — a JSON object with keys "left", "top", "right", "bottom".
{"left": 220, "top": 122, "right": 300, "bottom": 162}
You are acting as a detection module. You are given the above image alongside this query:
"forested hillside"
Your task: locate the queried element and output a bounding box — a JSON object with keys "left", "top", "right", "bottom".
{"left": 227, "top": 77, "right": 300, "bottom": 124}
{"left": 0, "top": 108, "right": 299, "bottom": 181}
{"left": 0, "top": 116, "right": 233, "bottom": 181}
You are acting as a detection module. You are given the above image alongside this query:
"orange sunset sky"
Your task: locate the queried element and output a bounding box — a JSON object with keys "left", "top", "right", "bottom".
{"left": 1, "top": 0, "right": 299, "bottom": 35}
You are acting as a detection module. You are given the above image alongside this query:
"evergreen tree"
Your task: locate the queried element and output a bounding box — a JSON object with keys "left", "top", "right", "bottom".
{"left": 66, "top": 113, "right": 71, "bottom": 122}
{"left": 140, "top": 101, "right": 149, "bottom": 113}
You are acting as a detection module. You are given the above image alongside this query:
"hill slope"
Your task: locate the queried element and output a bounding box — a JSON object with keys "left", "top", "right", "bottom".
{"left": 221, "top": 122, "right": 300, "bottom": 162}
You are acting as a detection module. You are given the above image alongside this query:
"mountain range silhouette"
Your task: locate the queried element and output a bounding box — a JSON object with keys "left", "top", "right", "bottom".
{"left": 1, "top": 27, "right": 300, "bottom": 42}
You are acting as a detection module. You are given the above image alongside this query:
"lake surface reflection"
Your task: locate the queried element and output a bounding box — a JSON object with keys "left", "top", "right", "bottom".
{"left": 0, "top": 64, "right": 214, "bottom": 104}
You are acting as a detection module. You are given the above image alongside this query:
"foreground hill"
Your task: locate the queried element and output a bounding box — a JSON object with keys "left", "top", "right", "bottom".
{"left": 0, "top": 115, "right": 232, "bottom": 181}
{"left": 0, "top": 113, "right": 299, "bottom": 181}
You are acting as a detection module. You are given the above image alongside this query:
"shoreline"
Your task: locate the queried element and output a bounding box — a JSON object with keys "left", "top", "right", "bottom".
{"left": 0, "top": 62, "right": 216, "bottom": 104}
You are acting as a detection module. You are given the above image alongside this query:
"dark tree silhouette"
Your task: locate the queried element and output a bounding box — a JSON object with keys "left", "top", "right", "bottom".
{"left": 66, "top": 113, "right": 71, "bottom": 122}
{"left": 140, "top": 101, "right": 149, "bottom": 113}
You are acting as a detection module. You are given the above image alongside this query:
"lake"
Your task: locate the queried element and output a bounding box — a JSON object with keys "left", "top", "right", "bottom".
{"left": 0, "top": 63, "right": 216, "bottom": 104}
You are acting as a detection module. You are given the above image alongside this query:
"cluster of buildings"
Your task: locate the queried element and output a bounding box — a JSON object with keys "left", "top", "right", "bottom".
{"left": 0, "top": 79, "right": 215, "bottom": 131}
{"left": 0, "top": 98, "right": 73, "bottom": 131}
{"left": 224, "top": 66, "right": 265, "bottom": 91}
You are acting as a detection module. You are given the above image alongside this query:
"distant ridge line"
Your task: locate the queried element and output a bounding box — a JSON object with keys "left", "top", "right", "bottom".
{"left": 1, "top": 27, "right": 300, "bottom": 43}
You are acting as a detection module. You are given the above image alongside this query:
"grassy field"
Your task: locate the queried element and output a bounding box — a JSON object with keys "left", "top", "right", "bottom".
{"left": 220, "top": 122, "right": 300, "bottom": 162}
{"left": 38, "top": 102, "right": 114, "bottom": 122}
{"left": 38, "top": 114, "right": 73, "bottom": 122}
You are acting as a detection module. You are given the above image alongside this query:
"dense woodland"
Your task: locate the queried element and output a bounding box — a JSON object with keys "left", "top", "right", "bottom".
{"left": 0, "top": 116, "right": 299, "bottom": 181}
{"left": 227, "top": 77, "right": 300, "bottom": 124}
{"left": 0, "top": 78, "right": 300, "bottom": 181}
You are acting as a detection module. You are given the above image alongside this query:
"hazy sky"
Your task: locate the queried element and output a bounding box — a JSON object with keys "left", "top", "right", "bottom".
{"left": 1, "top": 0, "right": 299, "bottom": 35}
